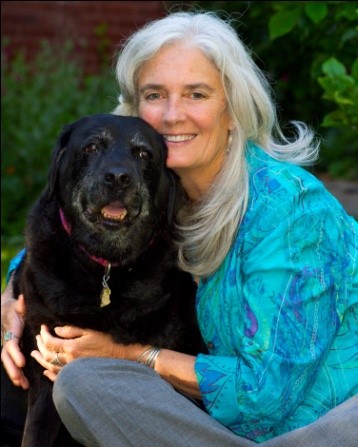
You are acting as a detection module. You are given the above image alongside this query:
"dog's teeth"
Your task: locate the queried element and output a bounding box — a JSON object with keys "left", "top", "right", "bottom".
{"left": 101, "top": 202, "right": 128, "bottom": 221}
{"left": 102, "top": 210, "right": 127, "bottom": 221}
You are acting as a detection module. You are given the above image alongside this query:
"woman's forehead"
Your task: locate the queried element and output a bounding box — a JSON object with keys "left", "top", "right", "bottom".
{"left": 138, "top": 44, "right": 222, "bottom": 89}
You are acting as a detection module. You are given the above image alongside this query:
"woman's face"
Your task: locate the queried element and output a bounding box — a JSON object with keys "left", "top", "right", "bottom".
{"left": 137, "top": 43, "right": 233, "bottom": 198}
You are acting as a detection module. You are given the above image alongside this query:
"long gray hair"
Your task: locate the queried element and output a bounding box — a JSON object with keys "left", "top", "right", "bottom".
{"left": 114, "top": 11, "right": 319, "bottom": 277}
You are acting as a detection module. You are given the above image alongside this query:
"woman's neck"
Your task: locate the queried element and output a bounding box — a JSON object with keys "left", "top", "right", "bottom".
{"left": 176, "top": 165, "right": 221, "bottom": 201}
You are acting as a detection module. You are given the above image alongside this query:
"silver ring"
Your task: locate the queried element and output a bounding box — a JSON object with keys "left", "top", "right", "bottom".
{"left": 50, "top": 352, "right": 64, "bottom": 367}
{"left": 4, "top": 331, "right": 18, "bottom": 342}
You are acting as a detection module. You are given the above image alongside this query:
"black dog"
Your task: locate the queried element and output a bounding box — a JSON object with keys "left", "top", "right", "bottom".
{"left": 8, "top": 114, "right": 205, "bottom": 446}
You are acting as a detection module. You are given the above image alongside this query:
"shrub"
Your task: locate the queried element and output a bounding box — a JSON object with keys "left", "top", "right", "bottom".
{"left": 1, "top": 40, "right": 119, "bottom": 239}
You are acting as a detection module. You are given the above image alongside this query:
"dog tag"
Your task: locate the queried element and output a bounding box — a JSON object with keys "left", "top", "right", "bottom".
{"left": 100, "top": 264, "right": 112, "bottom": 307}
{"left": 100, "top": 286, "right": 111, "bottom": 307}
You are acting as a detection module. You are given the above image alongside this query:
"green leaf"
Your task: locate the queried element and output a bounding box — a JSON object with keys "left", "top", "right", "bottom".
{"left": 352, "top": 58, "right": 358, "bottom": 81}
{"left": 318, "top": 72, "right": 351, "bottom": 88}
{"left": 317, "top": 76, "right": 335, "bottom": 93}
{"left": 333, "top": 91, "right": 354, "bottom": 106}
{"left": 305, "top": 2, "right": 328, "bottom": 24}
{"left": 269, "top": 8, "right": 300, "bottom": 40}
{"left": 321, "top": 110, "right": 346, "bottom": 128}
{"left": 322, "top": 58, "right": 347, "bottom": 77}
{"left": 340, "top": 28, "right": 358, "bottom": 44}
{"left": 335, "top": 1, "right": 358, "bottom": 21}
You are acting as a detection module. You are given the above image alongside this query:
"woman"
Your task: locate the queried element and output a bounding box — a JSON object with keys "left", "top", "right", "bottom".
{"left": 2, "top": 11, "right": 357, "bottom": 447}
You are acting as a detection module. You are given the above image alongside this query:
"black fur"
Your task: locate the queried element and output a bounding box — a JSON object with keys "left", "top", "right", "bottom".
{"left": 11, "top": 114, "right": 205, "bottom": 446}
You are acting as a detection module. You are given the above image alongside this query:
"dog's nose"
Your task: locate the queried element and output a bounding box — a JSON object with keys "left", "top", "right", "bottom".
{"left": 104, "top": 168, "right": 131, "bottom": 187}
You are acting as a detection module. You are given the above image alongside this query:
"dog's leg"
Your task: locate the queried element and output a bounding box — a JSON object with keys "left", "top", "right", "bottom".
{"left": 21, "top": 378, "right": 62, "bottom": 447}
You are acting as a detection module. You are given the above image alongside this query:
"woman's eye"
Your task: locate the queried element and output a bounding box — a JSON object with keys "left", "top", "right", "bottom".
{"left": 145, "top": 93, "right": 161, "bottom": 100}
{"left": 191, "top": 92, "right": 205, "bottom": 99}
{"left": 84, "top": 143, "right": 99, "bottom": 153}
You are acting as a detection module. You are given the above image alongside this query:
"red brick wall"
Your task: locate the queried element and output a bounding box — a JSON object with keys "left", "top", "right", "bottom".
{"left": 1, "top": 1, "right": 168, "bottom": 73}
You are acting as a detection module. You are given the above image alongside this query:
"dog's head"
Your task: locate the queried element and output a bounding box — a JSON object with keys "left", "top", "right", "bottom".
{"left": 46, "top": 114, "right": 184, "bottom": 264}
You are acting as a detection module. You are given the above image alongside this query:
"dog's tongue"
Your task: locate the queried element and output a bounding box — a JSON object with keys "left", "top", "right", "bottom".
{"left": 101, "top": 201, "right": 128, "bottom": 221}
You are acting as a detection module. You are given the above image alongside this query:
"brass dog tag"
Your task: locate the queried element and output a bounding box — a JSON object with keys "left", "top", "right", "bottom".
{"left": 100, "top": 286, "right": 111, "bottom": 307}
{"left": 100, "top": 264, "right": 112, "bottom": 307}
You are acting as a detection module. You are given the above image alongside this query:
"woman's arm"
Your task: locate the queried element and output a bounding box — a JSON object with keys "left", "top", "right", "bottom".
{"left": 155, "top": 349, "right": 200, "bottom": 398}
{"left": 31, "top": 325, "right": 201, "bottom": 398}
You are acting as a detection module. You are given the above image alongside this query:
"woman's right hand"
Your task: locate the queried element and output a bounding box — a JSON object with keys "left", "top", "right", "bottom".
{"left": 1, "top": 277, "right": 28, "bottom": 389}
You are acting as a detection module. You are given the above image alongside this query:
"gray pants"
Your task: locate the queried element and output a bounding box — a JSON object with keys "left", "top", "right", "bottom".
{"left": 53, "top": 358, "right": 357, "bottom": 447}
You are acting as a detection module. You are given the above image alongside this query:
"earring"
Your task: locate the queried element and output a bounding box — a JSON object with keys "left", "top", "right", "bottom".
{"left": 227, "top": 131, "right": 233, "bottom": 153}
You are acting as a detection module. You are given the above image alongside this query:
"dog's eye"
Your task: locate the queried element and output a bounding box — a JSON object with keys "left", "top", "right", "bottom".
{"left": 84, "top": 143, "right": 99, "bottom": 153}
{"left": 133, "top": 147, "right": 151, "bottom": 160}
{"left": 139, "top": 149, "right": 151, "bottom": 160}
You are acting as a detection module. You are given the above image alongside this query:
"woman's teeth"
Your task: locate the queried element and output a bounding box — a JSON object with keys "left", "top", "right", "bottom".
{"left": 163, "top": 134, "right": 195, "bottom": 142}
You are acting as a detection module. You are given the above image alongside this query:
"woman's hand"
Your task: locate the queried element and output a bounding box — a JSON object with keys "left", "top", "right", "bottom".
{"left": 1, "top": 286, "right": 28, "bottom": 389}
{"left": 31, "top": 325, "right": 147, "bottom": 382}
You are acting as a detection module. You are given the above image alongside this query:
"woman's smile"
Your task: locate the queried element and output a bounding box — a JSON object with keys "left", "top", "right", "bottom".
{"left": 163, "top": 134, "right": 196, "bottom": 143}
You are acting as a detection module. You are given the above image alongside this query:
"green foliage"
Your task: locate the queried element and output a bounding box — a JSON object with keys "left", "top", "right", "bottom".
{"left": 189, "top": 1, "right": 358, "bottom": 179}
{"left": 318, "top": 57, "right": 358, "bottom": 129}
{"left": 268, "top": 2, "right": 328, "bottom": 39}
{"left": 268, "top": 6, "right": 302, "bottom": 40}
{"left": 1, "top": 39, "right": 119, "bottom": 240}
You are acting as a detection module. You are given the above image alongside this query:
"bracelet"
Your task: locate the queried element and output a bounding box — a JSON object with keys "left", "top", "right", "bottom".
{"left": 136, "top": 346, "right": 161, "bottom": 369}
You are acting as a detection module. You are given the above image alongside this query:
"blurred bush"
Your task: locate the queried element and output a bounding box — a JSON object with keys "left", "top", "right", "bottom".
{"left": 1, "top": 39, "right": 118, "bottom": 239}
{"left": 190, "top": 0, "right": 358, "bottom": 179}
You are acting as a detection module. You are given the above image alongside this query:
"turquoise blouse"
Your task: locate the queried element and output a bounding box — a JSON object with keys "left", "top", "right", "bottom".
{"left": 194, "top": 143, "right": 358, "bottom": 442}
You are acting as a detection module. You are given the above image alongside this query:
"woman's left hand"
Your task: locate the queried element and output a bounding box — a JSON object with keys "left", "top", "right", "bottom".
{"left": 31, "top": 324, "right": 134, "bottom": 382}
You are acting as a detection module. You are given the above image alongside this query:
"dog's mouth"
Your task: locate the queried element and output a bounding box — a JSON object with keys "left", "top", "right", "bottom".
{"left": 100, "top": 201, "right": 128, "bottom": 223}
{"left": 85, "top": 200, "right": 130, "bottom": 228}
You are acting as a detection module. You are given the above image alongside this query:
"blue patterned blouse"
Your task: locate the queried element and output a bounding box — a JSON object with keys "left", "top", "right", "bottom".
{"left": 194, "top": 143, "right": 358, "bottom": 442}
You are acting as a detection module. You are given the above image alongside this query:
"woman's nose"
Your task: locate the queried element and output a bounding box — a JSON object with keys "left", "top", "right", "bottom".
{"left": 162, "top": 97, "right": 186, "bottom": 124}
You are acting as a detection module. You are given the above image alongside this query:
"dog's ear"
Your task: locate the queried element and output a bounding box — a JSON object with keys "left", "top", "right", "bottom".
{"left": 166, "top": 170, "right": 188, "bottom": 226}
{"left": 45, "top": 124, "right": 73, "bottom": 201}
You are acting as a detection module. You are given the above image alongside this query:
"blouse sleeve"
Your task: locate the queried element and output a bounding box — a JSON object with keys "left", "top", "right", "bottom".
{"left": 194, "top": 180, "right": 357, "bottom": 440}
{"left": 6, "top": 248, "right": 26, "bottom": 283}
